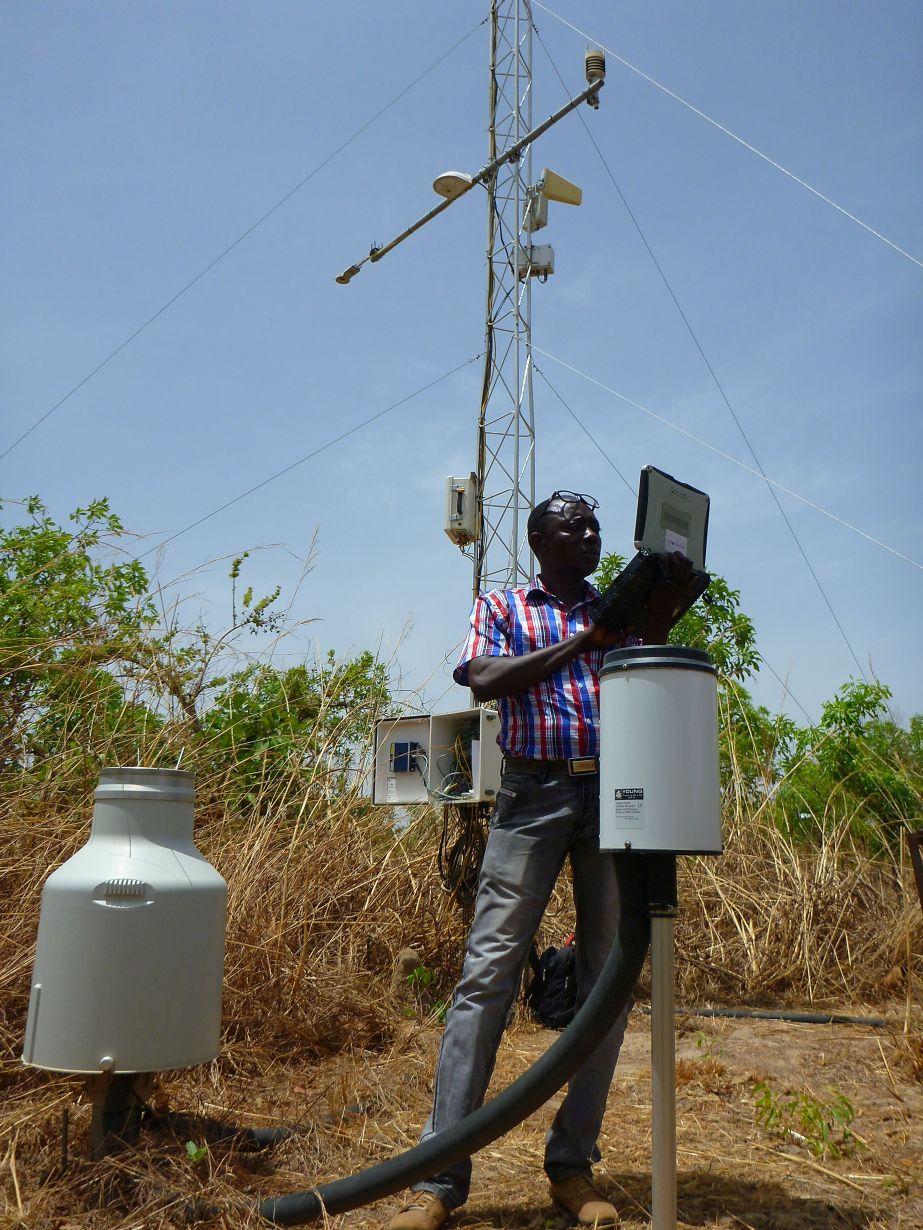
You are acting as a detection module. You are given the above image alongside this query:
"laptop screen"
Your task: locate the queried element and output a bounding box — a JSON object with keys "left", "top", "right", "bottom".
{"left": 633, "top": 466, "right": 710, "bottom": 572}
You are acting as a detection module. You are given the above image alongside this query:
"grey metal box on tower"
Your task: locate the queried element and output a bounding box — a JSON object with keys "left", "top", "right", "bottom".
{"left": 22, "top": 768, "right": 227, "bottom": 1076}
{"left": 443, "top": 474, "right": 479, "bottom": 546}
{"left": 599, "top": 646, "right": 722, "bottom": 854}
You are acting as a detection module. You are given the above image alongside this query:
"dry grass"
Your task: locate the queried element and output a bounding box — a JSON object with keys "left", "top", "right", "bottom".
{"left": 672, "top": 808, "right": 919, "bottom": 1007}
{"left": 1, "top": 675, "right": 921, "bottom": 1226}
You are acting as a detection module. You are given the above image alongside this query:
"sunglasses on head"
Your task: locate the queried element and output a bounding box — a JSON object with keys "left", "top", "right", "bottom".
{"left": 528, "top": 490, "right": 601, "bottom": 535}
{"left": 547, "top": 490, "right": 599, "bottom": 513}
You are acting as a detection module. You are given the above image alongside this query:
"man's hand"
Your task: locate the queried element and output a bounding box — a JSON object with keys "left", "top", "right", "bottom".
{"left": 644, "top": 551, "right": 693, "bottom": 644}
{"left": 582, "top": 621, "right": 632, "bottom": 651}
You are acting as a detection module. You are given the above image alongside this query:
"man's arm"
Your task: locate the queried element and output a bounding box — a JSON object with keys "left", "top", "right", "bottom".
{"left": 468, "top": 552, "right": 692, "bottom": 702}
{"left": 468, "top": 623, "right": 620, "bottom": 702}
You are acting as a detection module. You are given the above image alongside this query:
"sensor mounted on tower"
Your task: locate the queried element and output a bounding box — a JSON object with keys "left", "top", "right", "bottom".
{"left": 585, "top": 49, "right": 606, "bottom": 108}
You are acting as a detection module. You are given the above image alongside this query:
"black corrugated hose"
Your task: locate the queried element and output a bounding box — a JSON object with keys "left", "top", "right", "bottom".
{"left": 257, "top": 853, "right": 663, "bottom": 1226}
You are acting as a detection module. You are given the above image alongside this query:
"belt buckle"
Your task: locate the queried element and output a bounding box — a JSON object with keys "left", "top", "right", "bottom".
{"left": 568, "top": 756, "right": 597, "bottom": 776}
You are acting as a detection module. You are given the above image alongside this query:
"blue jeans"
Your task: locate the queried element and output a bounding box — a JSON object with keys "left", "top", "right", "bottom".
{"left": 416, "top": 768, "right": 635, "bottom": 1208}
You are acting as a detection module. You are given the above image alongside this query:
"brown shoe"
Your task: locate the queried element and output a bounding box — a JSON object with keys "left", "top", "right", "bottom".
{"left": 386, "top": 1191, "right": 452, "bottom": 1230}
{"left": 549, "top": 1173, "right": 618, "bottom": 1227}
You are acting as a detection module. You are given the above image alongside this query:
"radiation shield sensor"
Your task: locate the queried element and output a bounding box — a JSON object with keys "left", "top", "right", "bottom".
{"left": 23, "top": 768, "right": 226, "bottom": 1075}
{"left": 634, "top": 465, "right": 709, "bottom": 571}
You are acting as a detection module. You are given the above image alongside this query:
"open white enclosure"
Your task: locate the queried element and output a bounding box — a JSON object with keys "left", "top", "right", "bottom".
{"left": 373, "top": 708, "right": 503, "bottom": 805}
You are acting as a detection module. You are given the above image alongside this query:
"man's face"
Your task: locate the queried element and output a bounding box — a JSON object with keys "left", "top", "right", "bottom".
{"left": 531, "top": 500, "right": 602, "bottom": 577}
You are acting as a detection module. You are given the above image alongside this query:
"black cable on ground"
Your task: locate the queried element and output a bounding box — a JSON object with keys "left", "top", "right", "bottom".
{"left": 652, "top": 1005, "right": 890, "bottom": 1028}
{"left": 907, "top": 830, "right": 923, "bottom": 916}
{"left": 148, "top": 1109, "right": 292, "bottom": 1151}
{"left": 257, "top": 854, "right": 657, "bottom": 1226}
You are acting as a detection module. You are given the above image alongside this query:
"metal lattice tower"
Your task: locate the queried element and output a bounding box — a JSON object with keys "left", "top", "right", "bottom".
{"left": 473, "top": 0, "right": 535, "bottom": 597}
{"left": 334, "top": 1, "right": 601, "bottom": 593}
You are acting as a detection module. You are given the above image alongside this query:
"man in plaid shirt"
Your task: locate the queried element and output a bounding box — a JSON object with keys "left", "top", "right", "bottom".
{"left": 388, "top": 492, "right": 688, "bottom": 1230}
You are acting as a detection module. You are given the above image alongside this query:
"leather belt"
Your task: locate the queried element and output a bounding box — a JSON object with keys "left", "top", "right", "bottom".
{"left": 502, "top": 755, "right": 599, "bottom": 777}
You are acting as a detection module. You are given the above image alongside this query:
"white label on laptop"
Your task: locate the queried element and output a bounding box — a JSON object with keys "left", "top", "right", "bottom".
{"left": 613, "top": 787, "right": 644, "bottom": 828}
{"left": 664, "top": 529, "right": 687, "bottom": 555}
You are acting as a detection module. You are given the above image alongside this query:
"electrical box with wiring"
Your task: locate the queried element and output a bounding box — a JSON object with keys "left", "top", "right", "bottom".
{"left": 444, "top": 474, "right": 478, "bottom": 546}
{"left": 373, "top": 709, "right": 502, "bottom": 805}
{"left": 514, "top": 243, "right": 554, "bottom": 280}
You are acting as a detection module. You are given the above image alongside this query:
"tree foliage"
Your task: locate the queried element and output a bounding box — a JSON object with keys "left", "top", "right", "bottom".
{"left": 774, "top": 680, "right": 922, "bottom": 848}
{"left": 0, "top": 499, "right": 391, "bottom": 810}
{"left": 198, "top": 651, "right": 391, "bottom": 809}
{"left": 594, "top": 551, "right": 759, "bottom": 681}
{"left": 0, "top": 497, "right": 156, "bottom": 776}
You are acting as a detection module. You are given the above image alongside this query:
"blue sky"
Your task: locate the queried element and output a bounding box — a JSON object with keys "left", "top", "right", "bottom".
{"left": 2, "top": 1, "right": 921, "bottom": 727}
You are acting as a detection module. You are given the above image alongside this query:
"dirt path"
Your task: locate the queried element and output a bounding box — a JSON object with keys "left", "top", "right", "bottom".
{"left": 238, "top": 1008, "right": 922, "bottom": 1230}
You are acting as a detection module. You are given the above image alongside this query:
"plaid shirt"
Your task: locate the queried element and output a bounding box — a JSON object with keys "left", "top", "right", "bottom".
{"left": 454, "top": 576, "right": 627, "bottom": 760}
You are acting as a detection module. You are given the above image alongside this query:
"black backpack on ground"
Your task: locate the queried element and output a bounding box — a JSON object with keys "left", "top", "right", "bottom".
{"left": 525, "top": 935, "right": 577, "bottom": 1030}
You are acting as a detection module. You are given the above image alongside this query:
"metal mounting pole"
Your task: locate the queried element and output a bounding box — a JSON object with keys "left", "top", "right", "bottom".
{"left": 650, "top": 912, "right": 677, "bottom": 1229}
{"left": 647, "top": 854, "right": 678, "bottom": 1230}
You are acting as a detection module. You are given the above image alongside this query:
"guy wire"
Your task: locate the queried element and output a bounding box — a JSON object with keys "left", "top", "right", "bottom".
{"left": 1, "top": 18, "right": 487, "bottom": 465}
{"left": 534, "top": 26, "right": 868, "bottom": 682}
{"left": 533, "top": 1, "right": 922, "bottom": 271}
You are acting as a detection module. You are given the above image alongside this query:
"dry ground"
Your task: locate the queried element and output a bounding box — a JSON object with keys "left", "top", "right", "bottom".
{"left": 3, "top": 1005, "right": 920, "bottom": 1230}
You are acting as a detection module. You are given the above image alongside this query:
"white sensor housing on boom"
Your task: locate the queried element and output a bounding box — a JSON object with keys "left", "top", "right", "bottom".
{"left": 585, "top": 49, "right": 606, "bottom": 109}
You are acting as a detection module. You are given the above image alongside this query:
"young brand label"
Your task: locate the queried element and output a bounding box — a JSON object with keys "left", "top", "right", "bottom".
{"left": 613, "top": 787, "right": 644, "bottom": 828}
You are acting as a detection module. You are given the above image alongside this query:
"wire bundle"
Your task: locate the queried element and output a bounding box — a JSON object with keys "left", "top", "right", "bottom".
{"left": 437, "top": 802, "right": 490, "bottom": 913}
